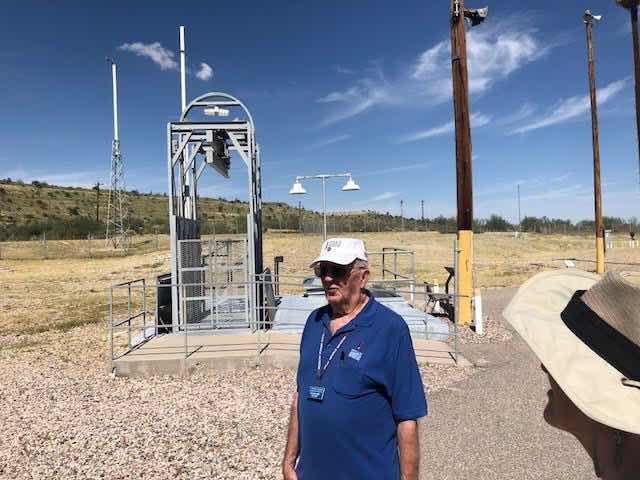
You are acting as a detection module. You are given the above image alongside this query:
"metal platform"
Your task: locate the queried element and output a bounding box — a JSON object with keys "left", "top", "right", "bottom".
{"left": 112, "top": 331, "right": 470, "bottom": 377}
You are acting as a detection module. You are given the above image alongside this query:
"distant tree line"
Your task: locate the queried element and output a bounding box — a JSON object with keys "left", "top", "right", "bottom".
{"left": 1, "top": 179, "right": 638, "bottom": 240}
{"left": 519, "top": 215, "right": 638, "bottom": 234}
{"left": 3, "top": 211, "right": 639, "bottom": 242}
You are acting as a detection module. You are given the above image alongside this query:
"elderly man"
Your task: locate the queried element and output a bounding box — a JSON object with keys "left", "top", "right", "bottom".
{"left": 282, "top": 238, "right": 428, "bottom": 480}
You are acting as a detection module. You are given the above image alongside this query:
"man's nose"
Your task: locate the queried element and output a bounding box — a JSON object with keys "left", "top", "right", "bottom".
{"left": 321, "top": 272, "right": 335, "bottom": 282}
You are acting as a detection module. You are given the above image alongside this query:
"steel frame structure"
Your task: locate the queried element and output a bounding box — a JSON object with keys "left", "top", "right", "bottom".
{"left": 105, "top": 59, "right": 129, "bottom": 249}
{"left": 167, "top": 92, "right": 263, "bottom": 330}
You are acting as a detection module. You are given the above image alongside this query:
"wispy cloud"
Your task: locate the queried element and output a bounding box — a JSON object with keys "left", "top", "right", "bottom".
{"left": 509, "top": 78, "right": 628, "bottom": 134}
{"left": 335, "top": 65, "right": 355, "bottom": 75}
{"left": 317, "top": 17, "right": 551, "bottom": 126}
{"left": 359, "top": 162, "right": 433, "bottom": 177}
{"left": 477, "top": 172, "right": 573, "bottom": 197}
{"left": 412, "top": 20, "right": 551, "bottom": 103}
{"left": 521, "top": 184, "right": 587, "bottom": 201}
{"left": 307, "top": 134, "right": 352, "bottom": 150}
{"left": 317, "top": 62, "right": 394, "bottom": 126}
{"left": 196, "top": 62, "right": 213, "bottom": 81}
{"left": 354, "top": 191, "right": 400, "bottom": 205}
{"left": 397, "top": 112, "right": 492, "bottom": 143}
{"left": 118, "top": 42, "right": 178, "bottom": 70}
{"left": 117, "top": 42, "right": 214, "bottom": 80}
{"left": 496, "top": 103, "right": 537, "bottom": 126}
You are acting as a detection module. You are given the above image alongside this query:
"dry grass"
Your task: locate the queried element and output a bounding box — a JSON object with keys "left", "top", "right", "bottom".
{"left": 0, "top": 232, "right": 640, "bottom": 342}
{"left": 2, "top": 231, "right": 639, "bottom": 340}
{"left": 265, "top": 231, "right": 640, "bottom": 287}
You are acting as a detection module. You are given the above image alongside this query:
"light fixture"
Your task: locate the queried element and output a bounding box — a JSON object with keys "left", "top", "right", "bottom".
{"left": 289, "top": 180, "right": 307, "bottom": 195}
{"left": 341, "top": 176, "right": 360, "bottom": 191}
{"left": 463, "top": 6, "right": 489, "bottom": 26}
{"left": 204, "top": 106, "right": 230, "bottom": 117}
{"left": 583, "top": 10, "right": 603, "bottom": 23}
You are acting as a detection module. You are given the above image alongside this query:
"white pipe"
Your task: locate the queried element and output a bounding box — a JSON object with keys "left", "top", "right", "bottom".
{"left": 322, "top": 177, "right": 327, "bottom": 241}
{"left": 179, "top": 26, "right": 187, "bottom": 113}
{"left": 179, "top": 26, "right": 192, "bottom": 218}
{"left": 474, "top": 288, "right": 484, "bottom": 335}
{"left": 111, "top": 62, "right": 119, "bottom": 141}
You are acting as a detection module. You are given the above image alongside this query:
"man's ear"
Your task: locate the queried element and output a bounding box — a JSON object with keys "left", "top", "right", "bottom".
{"left": 361, "top": 269, "right": 370, "bottom": 287}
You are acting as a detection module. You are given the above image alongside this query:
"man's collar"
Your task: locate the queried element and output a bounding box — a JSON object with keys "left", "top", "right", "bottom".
{"left": 320, "top": 290, "right": 376, "bottom": 332}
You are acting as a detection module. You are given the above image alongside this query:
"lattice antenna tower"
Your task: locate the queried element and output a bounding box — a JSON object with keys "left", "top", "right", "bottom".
{"left": 105, "top": 58, "right": 129, "bottom": 250}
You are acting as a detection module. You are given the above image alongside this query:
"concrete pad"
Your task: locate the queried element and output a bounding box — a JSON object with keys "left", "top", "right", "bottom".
{"left": 112, "top": 332, "right": 470, "bottom": 377}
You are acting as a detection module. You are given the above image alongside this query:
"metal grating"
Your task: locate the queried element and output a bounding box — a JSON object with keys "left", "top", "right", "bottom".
{"left": 178, "top": 238, "right": 249, "bottom": 329}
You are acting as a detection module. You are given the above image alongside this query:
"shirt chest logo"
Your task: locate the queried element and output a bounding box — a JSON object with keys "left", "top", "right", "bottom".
{"left": 347, "top": 348, "right": 363, "bottom": 361}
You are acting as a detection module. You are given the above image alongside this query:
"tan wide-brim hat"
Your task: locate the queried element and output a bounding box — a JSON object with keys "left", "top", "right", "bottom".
{"left": 503, "top": 269, "right": 640, "bottom": 435}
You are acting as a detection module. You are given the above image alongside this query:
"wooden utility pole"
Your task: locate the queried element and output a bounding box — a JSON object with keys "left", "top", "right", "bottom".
{"left": 450, "top": 0, "right": 486, "bottom": 325}
{"left": 616, "top": 0, "right": 640, "bottom": 184}
{"left": 421, "top": 200, "right": 425, "bottom": 229}
{"left": 95, "top": 182, "right": 101, "bottom": 223}
{"left": 633, "top": 2, "right": 640, "bottom": 184}
{"left": 400, "top": 200, "right": 405, "bottom": 231}
{"left": 584, "top": 10, "right": 605, "bottom": 274}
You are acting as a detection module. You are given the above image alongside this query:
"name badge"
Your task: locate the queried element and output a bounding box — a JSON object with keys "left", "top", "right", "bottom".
{"left": 348, "top": 349, "right": 362, "bottom": 361}
{"left": 308, "top": 385, "right": 325, "bottom": 401}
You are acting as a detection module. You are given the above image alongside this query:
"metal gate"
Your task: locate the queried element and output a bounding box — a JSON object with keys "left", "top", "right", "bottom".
{"left": 177, "top": 238, "right": 250, "bottom": 330}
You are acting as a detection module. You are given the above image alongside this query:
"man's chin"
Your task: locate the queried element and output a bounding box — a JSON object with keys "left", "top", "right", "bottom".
{"left": 543, "top": 395, "right": 566, "bottom": 432}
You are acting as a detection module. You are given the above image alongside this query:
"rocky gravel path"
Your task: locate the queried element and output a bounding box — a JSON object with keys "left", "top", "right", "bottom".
{"left": 1, "top": 286, "right": 597, "bottom": 479}
{"left": 0, "top": 323, "right": 470, "bottom": 479}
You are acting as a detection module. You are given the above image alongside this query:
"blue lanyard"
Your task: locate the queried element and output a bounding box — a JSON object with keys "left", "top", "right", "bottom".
{"left": 316, "top": 330, "right": 348, "bottom": 380}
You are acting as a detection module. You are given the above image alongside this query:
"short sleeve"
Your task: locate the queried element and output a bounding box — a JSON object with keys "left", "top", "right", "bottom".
{"left": 296, "top": 310, "right": 313, "bottom": 393}
{"left": 390, "top": 331, "right": 428, "bottom": 422}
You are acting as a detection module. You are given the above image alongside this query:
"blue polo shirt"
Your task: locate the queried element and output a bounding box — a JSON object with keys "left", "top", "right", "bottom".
{"left": 295, "top": 292, "right": 428, "bottom": 480}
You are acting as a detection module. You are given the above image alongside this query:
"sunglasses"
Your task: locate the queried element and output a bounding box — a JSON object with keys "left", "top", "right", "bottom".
{"left": 313, "top": 263, "right": 353, "bottom": 279}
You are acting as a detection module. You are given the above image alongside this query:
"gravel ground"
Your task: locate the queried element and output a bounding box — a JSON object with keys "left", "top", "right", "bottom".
{"left": 455, "top": 287, "right": 515, "bottom": 346}
{"left": 0, "top": 322, "right": 477, "bottom": 479}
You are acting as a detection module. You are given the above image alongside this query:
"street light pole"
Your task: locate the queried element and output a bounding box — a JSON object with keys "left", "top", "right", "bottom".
{"left": 632, "top": 3, "right": 640, "bottom": 184}
{"left": 616, "top": 1, "right": 640, "bottom": 184}
{"left": 585, "top": 10, "right": 605, "bottom": 274}
{"left": 517, "top": 184, "right": 521, "bottom": 234}
{"left": 624, "top": 1, "right": 640, "bottom": 183}
{"left": 289, "top": 173, "right": 360, "bottom": 241}
{"left": 322, "top": 176, "right": 327, "bottom": 239}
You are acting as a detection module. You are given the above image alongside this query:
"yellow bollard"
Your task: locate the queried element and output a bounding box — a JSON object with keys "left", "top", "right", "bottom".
{"left": 596, "top": 236, "right": 605, "bottom": 275}
{"left": 457, "top": 229, "right": 473, "bottom": 326}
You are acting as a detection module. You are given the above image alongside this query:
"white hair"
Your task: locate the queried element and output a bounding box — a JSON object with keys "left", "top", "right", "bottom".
{"left": 353, "top": 258, "right": 369, "bottom": 269}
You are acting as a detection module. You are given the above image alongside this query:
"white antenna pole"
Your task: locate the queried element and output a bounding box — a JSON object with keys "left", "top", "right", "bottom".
{"left": 111, "top": 61, "right": 119, "bottom": 141}
{"left": 179, "top": 26, "right": 187, "bottom": 113}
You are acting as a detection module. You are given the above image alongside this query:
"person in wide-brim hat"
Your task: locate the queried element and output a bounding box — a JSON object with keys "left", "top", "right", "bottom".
{"left": 504, "top": 270, "right": 640, "bottom": 479}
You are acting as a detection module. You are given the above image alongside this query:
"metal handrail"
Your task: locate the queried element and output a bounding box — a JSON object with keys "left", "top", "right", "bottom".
{"left": 108, "top": 238, "right": 462, "bottom": 365}
{"left": 109, "top": 278, "right": 150, "bottom": 362}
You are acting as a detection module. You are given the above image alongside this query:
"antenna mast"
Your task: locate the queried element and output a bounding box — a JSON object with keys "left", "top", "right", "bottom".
{"left": 105, "top": 58, "right": 129, "bottom": 250}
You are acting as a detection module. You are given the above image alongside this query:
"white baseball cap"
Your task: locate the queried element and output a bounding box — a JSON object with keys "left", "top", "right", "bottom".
{"left": 309, "top": 238, "right": 368, "bottom": 268}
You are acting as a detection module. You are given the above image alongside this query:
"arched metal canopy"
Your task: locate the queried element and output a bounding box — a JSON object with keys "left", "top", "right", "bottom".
{"left": 167, "top": 91, "right": 263, "bottom": 330}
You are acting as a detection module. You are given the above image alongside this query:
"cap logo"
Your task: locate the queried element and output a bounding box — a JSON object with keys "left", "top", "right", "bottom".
{"left": 325, "top": 240, "right": 341, "bottom": 251}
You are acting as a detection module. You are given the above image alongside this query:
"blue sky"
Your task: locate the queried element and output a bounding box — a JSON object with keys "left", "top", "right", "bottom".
{"left": 1, "top": 0, "right": 639, "bottom": 222}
